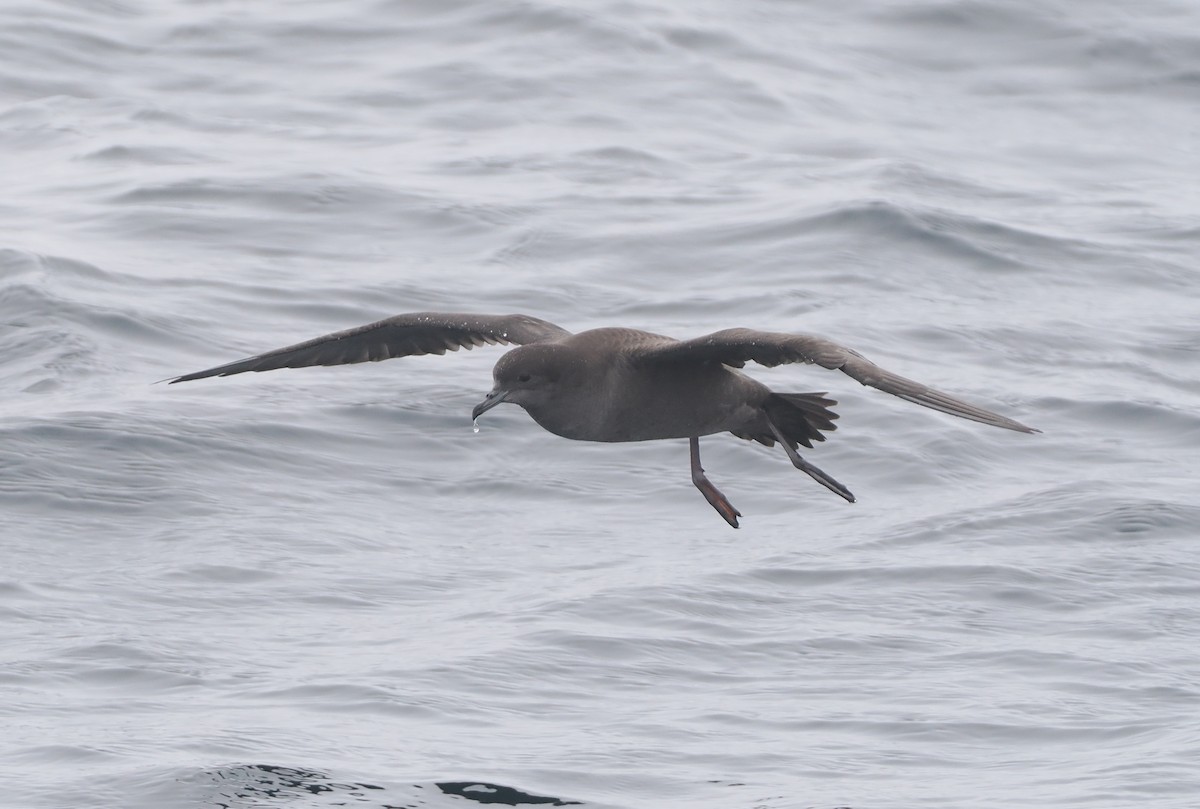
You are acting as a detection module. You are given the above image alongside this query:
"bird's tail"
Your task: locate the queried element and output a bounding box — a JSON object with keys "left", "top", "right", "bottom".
{"left": 759, "top": 392, "right": 839, "bottom": 448}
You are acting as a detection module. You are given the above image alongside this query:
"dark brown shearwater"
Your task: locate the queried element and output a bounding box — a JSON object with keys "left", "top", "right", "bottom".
{"left": 170, "top": 312, "right": 1037, "bottom": 527}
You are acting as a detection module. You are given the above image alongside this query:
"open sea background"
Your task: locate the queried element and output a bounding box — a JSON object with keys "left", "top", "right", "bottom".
{"left": 2, "top": 1, "right": 1199, "bottom": 807}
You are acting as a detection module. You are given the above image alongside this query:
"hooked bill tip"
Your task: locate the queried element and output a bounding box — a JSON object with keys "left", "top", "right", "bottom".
{"left": 471, "top": 388, "right": 509, "bottom": 421}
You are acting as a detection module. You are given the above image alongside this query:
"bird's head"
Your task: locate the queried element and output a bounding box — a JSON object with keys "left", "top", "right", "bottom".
{"left": 471, "top": 344, "right": 570, "bottom": 422}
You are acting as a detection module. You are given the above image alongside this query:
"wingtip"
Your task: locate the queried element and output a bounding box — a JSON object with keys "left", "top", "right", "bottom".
{"left": 164, "top": 369, "right": 217, "bottom": 384}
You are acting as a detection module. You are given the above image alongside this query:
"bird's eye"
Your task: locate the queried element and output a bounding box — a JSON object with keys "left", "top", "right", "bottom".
{"left": 517, "top": 373, "right": 532, "bottom": 383}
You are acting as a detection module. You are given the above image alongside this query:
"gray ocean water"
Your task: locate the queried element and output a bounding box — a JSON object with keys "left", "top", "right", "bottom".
{"left": 3, "top": 2, "right": 1199, "bottom": 808}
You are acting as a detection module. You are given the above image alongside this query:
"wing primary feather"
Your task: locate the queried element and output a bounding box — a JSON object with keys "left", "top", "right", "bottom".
{"left": 631, "top": 328, "right": 1037, "bottom": 433}
{"left": 168, "top": 311, "right": 571, "bottom": 384}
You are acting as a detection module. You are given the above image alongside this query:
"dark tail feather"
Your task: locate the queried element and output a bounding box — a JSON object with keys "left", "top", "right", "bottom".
{"left": 757, "top": 392, "right": 839, "bottom": 448}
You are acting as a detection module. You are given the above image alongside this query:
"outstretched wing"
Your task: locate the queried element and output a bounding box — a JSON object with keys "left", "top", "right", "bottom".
{"left": 632, "top": 328, "right": 1037, "bottom": 433}
{"left": 169, "top": 312, "right": 571, "bottom": 383}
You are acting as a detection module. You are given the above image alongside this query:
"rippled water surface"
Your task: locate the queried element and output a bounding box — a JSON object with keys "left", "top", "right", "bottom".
{"left": 3, "top": 2, "right": 1199, "bottom": 808}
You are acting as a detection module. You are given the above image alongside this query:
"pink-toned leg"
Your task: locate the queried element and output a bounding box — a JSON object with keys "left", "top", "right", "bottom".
{"left": 690, "top": 436, "right": 742, "bottom": 528}
{"left": 766, "top": 416, "right": 856, "bottom": 503}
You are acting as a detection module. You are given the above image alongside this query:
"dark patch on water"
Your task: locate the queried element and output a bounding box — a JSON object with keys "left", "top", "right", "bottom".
{"left": 203, "top": 764, "right": 583, "bottom": 808}
{"left": 437, "top": 781, "right": 581, "bottom": 805}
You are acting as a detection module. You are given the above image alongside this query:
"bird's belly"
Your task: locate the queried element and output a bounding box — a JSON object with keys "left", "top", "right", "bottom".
{"left": 597, "top": 400, "right": 743, "bottom": 441}
{"left": 545, "top": 373, "right": 760, "bottom": 442}
{"left": 534, "top": 414, "right": 730, "bottom": 443}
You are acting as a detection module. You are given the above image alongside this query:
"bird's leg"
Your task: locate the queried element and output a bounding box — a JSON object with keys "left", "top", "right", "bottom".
{"left": 766, "top": 417, "right": 857, "bottom": 503}
{"left": 690, "top": 436, "right": 742, "bottom": 528}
